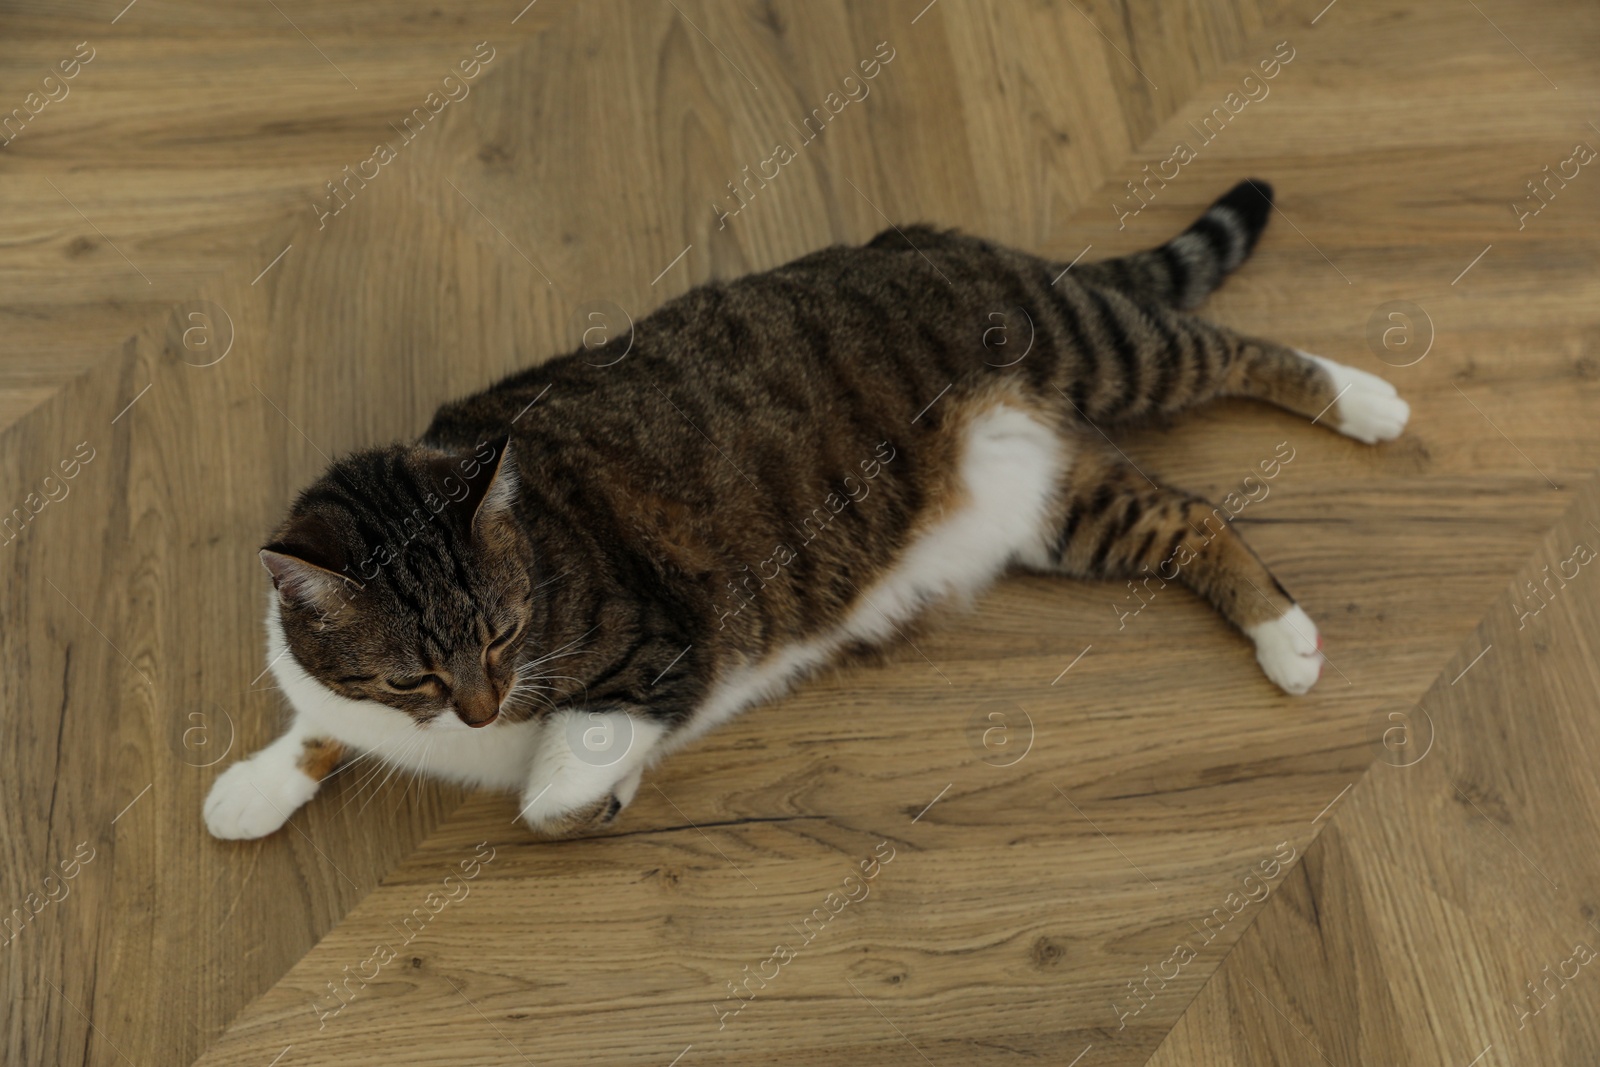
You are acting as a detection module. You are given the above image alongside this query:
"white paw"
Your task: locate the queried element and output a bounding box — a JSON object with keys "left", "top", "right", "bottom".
{"left": 516, "top": 780, "right": 620, "bottom": 838}
{"left": 516, "top": 776, "right": 571, "bottom": 828}
{"left": 516, "top": 711, "right": 664, "bottom": 835}
{"left": 1301, "top": 352, "right": 1410, "bottom": 443}
{"left": 204, "top": 756, "right": 318, "bottom": 840}
{"left": 515, "top": 757, "right": 630, "bottom": 836}
{"left": 614, "top": 766, "right": 645, "bottom": 808}
{"left": 1246, "top": 604, "right": 1323, "bottom": 695}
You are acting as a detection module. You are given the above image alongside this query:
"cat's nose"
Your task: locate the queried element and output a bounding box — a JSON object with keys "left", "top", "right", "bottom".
{"left": 454, "top": 691, "right": 500, "bottom": 728}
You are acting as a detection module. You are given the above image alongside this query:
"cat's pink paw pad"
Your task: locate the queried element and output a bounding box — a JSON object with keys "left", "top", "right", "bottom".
{"left": 1246, "top": 604, "right": 1323, "bottom": 695}
{"left": 204, "top": 757, "right": 318, "bottom": 840}
{"left": 1300, "top": 352, "right": 1409, "bottom": 444}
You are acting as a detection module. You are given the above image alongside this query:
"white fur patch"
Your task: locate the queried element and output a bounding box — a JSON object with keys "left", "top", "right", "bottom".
{"left": 843, "top": 406, "right": 1065, "bottom": 628}
{"left": 516, "top": 710, "right": 667, "bottom": 831}
{"left": 1301, "top": 351, "right": 1409, "bottom": 444}
{"left": 268, "top": 598, "right": 539, "bottom": 791}
{"left": 671, "top": 640, "right": 834, "bottom": 752}
{"left": 207, "top": 602, "right": 660, "bottom": 837}
{"left": 203, "top": 735, "right": 320, "bottom": 839}
{"left": 681, "top": 404, "right": 1068, "bottom": 744}
{"left": 1245, "top": 603, "right": 1322, "bottom": 694}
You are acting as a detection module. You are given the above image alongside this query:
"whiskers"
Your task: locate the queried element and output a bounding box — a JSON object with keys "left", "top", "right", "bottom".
{"left": 325, "top": 722, "right": 437, "bottom": 817}
{"left": 503, "top": 626, "right": 597, "bottom": 721}
{"left": 503, "top": 667, "right": 587, "bottom": 721}
{"left": 316, "top": 625, "right": 603, "bottom": 811}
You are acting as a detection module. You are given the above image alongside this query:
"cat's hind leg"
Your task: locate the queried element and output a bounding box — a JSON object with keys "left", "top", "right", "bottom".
{"left": 1225, "top": 346, "right": 1409, "bottom": 444}
{"left": 1036, "top": 279, "right": 1408, "bottom": 443}
{"left": 518, "top": 710, "right": 667, "bottom": 838}
{"left": 1024, "top": 441, "right": 1323, "bottom": 694}
{"left": 1141, "top": 307, "right": 1410, "bottom": 442}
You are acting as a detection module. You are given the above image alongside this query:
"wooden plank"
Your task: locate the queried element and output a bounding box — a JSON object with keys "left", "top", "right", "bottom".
{"left": 0, "top": 0, "right": 1595, "bottom": 1064}
{"left": 1148, "top": 475, "right": 1600, "bottom": 1066}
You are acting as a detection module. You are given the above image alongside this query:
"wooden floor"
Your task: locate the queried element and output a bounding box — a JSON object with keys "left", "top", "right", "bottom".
{"left": 2, "top": 1, "right": 1597, "bottom": 1064}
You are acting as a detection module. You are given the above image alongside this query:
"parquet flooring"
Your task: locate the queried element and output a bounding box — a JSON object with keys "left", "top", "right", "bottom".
{"left": 1, "top": 1, "right": 1595, "bottom": 1064}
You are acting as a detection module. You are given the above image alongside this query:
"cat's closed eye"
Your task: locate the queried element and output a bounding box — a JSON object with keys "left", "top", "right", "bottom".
{"left": 387, "top": 674, "right": 445, "bottom": 693}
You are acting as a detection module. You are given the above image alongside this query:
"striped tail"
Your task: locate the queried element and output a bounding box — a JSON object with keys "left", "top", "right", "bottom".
{"left": 1074, "top": 179, "right": 1275, "bottom": 309}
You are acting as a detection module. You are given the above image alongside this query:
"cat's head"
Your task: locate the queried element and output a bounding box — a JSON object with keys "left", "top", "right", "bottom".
{"left": 260, "top": 436, "right": 535, "bottom": 729}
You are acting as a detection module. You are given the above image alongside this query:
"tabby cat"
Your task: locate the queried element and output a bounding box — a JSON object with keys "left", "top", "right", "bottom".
{"left": 204, "top": 179, "right": 1408, "bottom": 840}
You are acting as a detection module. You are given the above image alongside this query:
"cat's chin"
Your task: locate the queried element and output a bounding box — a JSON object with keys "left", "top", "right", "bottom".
{"left": 425, "top": 711, "right": 496, "bottom": 732}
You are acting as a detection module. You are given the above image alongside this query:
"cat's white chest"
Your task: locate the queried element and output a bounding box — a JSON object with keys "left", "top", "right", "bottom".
{"left": 266, "top": 602, "right": 540, "bottom": 790}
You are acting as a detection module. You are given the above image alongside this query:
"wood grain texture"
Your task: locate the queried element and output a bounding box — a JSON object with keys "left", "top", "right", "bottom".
{"left": 1146, "top": 476, "right": 1600, "bottom": 1066}
{"left": 0, "top": 0, "right": 1595, "bottom": 1065}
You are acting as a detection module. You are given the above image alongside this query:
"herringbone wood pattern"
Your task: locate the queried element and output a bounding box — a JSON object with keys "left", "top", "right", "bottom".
{"left": 1, "top": 1, "right": 1596, "bottom": 1064}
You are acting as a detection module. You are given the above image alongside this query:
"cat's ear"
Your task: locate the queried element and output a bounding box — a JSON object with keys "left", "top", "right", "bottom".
{"left": 462, "top": 435, "right": 518, "bottom": 534}
{"left": 260, "top": 513, "right": 356, "bottom": 613}
{"left": 421, "top": 437, "right": 517, "bottom": 537}
{"left": 467, "top": 435, "right": 518, "bottom": 531}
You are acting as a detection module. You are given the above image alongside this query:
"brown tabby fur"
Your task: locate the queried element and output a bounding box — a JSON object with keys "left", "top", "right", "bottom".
{"left": 264, "top": 180, "right": 1341, "bottom": 824}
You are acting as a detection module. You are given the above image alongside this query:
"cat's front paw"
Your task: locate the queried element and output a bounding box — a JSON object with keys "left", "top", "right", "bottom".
{"left": 204, "top": 756, "right": 319, "bottom": 840}
{"left": 520, "top": 790, "right": 623, "bottom": 840}
{"left": 1246, "top": 604, "right": 1323, "bottom": 695}
{"left": 1302, "top": 352, "right": 1410, "bottom": 444}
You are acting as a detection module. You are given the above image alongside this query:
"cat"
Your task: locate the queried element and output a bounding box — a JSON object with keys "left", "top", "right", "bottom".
{"left": 204, "top": 179, "right": 1408, "bottom": 841}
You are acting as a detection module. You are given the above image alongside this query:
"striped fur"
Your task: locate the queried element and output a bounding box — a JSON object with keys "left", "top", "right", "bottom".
{"left": 1075, "top": 178, "right": 1275, "bottom": 307}
{"left": 211, "top": 179, "right": 1407, "bottom": 840}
